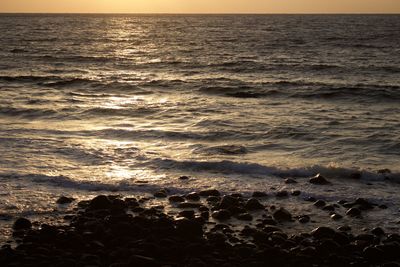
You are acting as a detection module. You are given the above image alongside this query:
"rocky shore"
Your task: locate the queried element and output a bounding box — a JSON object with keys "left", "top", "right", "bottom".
{"left": 1, "top": 188, "right": 400, "bottom": 267}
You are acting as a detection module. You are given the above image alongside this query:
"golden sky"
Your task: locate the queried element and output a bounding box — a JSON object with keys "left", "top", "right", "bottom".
{"left": 1, "top": 0, "right": 399, "bottom": 13}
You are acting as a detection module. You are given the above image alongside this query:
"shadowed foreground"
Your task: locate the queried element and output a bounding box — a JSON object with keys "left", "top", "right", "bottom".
{"left": 1, "top": 192, "right": 400, "bottom": 267}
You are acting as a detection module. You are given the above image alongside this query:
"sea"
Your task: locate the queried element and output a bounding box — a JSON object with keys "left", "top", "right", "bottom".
{"left": 0, "top": 14, "right": 399, "bottom": 240}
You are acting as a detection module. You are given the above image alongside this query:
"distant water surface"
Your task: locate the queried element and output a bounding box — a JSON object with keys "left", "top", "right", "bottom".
{"left": 0, "top": 14, "right": 399, "bottom": 239}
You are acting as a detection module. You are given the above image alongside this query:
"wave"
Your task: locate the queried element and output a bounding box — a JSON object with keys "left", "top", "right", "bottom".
{"left": 0, "top": 106, "right": 58, "bottom": 119}
{"left": 150, "top": 158, "right": 400, "bottom": 182}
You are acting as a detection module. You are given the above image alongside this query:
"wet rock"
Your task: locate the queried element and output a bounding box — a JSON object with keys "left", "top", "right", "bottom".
{"left": 272, "top": 208, "right": 292, "bottom": 222}
{"left": 178, "top": 210, "right": 195, "bottom": 219}
{"left": 346, "top": 207, "right": 361, "bottom": 217}
{"left": 175, "top": 218, "right": 203, "bottom": 237}
{"left": 304, "top": 196, "right": 316, "bottom": 202}
{"left": 168, "top": 195, "right": 185, "bottom": 203}
{"left": 313, "top": 200, "right": 326, "bottom": 208}
{"left": 285, "top": 178, "right": 297, "bottom": 184}
{"left": 291, "top": 190, "right": 301, "bottom": 196}
{"left": 56, "top": 196, "right": 75, "bottom": 205}
{"left": 89, "top": 195, "right": 112, "bottom": 210}
{"left": 371, "top": 227, "right": 385, "bottom": 236}
{"left": 276, "top": 190, "right": 289, "bottom": 197}
{"left": 331, "top": 213, "right": 343, "bottom": 220}
{"left": 186, "top": 192, "right": 200, "bottom": 201}
{"left": 338, "top": 225, "right": 352, "bottom": 232}
{"left": 179, "top": 175, "right": 190, "bottom": 180}
{"left": 219, "top": 195, "right": 240, "bottom": 209}
{"left": 298, "top": 215, "right": 310, "bottom": 224}
{"left": 199, "top": 189, "right": 220, "bottom": 197}
{"left": 13, "top": 217, "right": 32, "bottom": 231}
{"left": 311, "top": 227, "right": 336, "bottom": 239}
{"left": 322, "top": 205, "right": 335, "bottom": 211}
{"left": 363, "top": 246, "right": 384, "bottom": 261}
{"left": 212, "top": 209, "right": 231, "bottom": 221}
{"left": 309, "top": 174, "right": 330, "bottom": 185}
{"left": 154, "top": 191, "right": 167, "bottom": 198}
{"left": 244, "top": 198, "right": 264, "bottom": 210}
{"left": 252, "top": 191, "right": 268, "bottom": 198}
{"left": 236, "top": 213, "right": 253, "bottom": 221}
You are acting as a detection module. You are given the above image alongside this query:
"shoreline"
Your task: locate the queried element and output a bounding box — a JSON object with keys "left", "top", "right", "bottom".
{"left": 2, "top": 187, "right": 400, "bottom": 266}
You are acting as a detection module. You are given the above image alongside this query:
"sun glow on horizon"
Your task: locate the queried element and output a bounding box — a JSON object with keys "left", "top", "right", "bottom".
{"left": 1, "top": 0, "right": 400, "bottom": 14}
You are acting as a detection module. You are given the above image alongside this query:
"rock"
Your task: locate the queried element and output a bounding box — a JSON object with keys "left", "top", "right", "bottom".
{"left": 371, "top": 227, "right": 385, "bottom": 236}
{"left": 291, "top": 190, "right": 301, "bottom": 196}
{"left": 276, "top": 191, "right": 289, "bottom": 197}
{"left": 252, "top": 191, "right": 268, "bottom": 198}
{"left": 179, "top": 175, "right": 190, "bottom": 180}
{"left": 304, "top": 196, "right": 316, "bottom": 202}
{"left": 309, "top": 174, "right": 330, "bottom": 185}
{"left": 313, "top": 200, "right": 326, "bottom": 208}
{"left": 168, "top": 195, "right": 185, "bottom": 203}
{"left": 13, "top": 217, "right": 32, "bottom": 231}
{"left": 236, "top": 213, "right": 253, "bottom": 221}
{"left": 199, "top": 189, "right": 220, "bottom": 197}
{"left": 311, "top": 227, "right": 336, "bottom": 239}
{"left": 89, "top": 195, "right": 112, "bottom": 210}
{"left": 212, "top": 209, "right": 232, "bottom": 221}
{"left": 175, "top": 218, "right": 203, "bottom": 237}
{"left": 56, "top": 196, "right": 75, "bottom": 205}
{"left": 186, "top": 192, "right": 200, "bottom": 201}
{"left": 363, "top": 246, "right": 384, "bottom": 261}
{"left": 154, "top": 191, "right": 167, "bottom": 198}
{"left": 244, "top": 198, "right": 264, "bottom": 210}
{"left": 272, "top": 208, "right": 292, "bottom": 222}
{"left": 346, "top": 207, "right": 361, "bottom": 217}
{"left": 379, "top": 204, "right": 388, "bottom": 209}
{"left": 338, "top": 225, "right": 352, "bottom": 232}
{"left": 285, "top": 178, "right": 297, "bottom": 184}
{"left": 178, "top": 210, "right": 195, "bottom": 219}
{"left": 354, "top": 198, "right": 374, "bottom": 210}
{"left": 322, "top": 205, "right": 335, "bottom": 211}
{"left": 219, "top": 195, "right": 240, "bottom": 209}
{"left": 331, "top": 213, "right": 343, "bottom": 220}
{"left": 298, "top": 215, "right": 310, "bottom": 224}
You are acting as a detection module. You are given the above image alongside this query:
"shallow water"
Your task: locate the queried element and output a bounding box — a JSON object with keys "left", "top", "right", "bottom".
{"left": 0, "top": 14, "right": 399, "bottom": 240}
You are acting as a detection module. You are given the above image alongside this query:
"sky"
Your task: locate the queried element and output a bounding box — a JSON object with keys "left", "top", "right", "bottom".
{"left": 1, "top": 0, "right": 399, "bottom": 14}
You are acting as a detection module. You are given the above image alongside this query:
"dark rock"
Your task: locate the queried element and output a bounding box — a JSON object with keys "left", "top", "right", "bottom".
{"left": 350, "top": 172, "right": 362, "bottom": 179}
{"left": 89, "top": 195, "right": 112, "bottom": 210}
{"left": 199, "top": 189, "right": 220, "bottom": 197}
{"left": 212, "top": 209, "right": 231, "bottom": 221}
{"left": 331, "top": 213, "right": 343, "bottom": 220}
{"left": 371, "top": 227, "right": 385, "bottom": 236}
{"left": 56, "top": 196, "right": 75, "bottom": 205}
{"left": 298, "top": 215, "right": 310, "bottom": 224}
{"left": 168, "top": 195, "right": 185, "bottom": 203}
{"left": 379, "top": 204, "right": 388, "bottom": 209}
{"left": 236, "top": 213, "right": 253, "bottom": 221}
{"left": 363, "top": 246, "right": 384, "bottom": 261}
{"left": 291, "top": 190, "right": 301, "bottom": 196}
{"left": 272, "top": 208, "right": 292, "bottom": 222}
{"left": 244, "top": 198, "right": 264, "bottom": 210}
{"left": 13, "top": 217, "right": 32, "bottom": 231}
{"left": 219, "top": 195, "right": 240, "bottom": 209}
{"left": 129, "top": 255, "right": 158, "bottom": 267}
{"left": 304, "top": 196, "right": 316, "bottom": 202}
{"left": 276, "top": 190, "right": 289, "bottom": 197}
{"left": 186, "top": 192, "right": 200, "bottom": 201}
{"left": 252, "top": 191, "right": 268, "bottom": 198}
{"left": 178, "top": 210, "right": 195, "bottom": 219}
{"left": 322, "top": 205, "right": 335, "bottom": 211}
{"left": 175, "top": 218, "right": 203, "bottom": 237}
{"left": 179, "top": 175, "right": 190, "bottom": 180}
{"left": 309, "top": 174, "right": 330, "bottom": 185}
{"left": 338, "top": 225, "right": 352, "bottom": 232}
{"left": 311, "top": 227, "right": 336, "bottom": 239}
{"left": 346, "top": 207, "right": 361, "bottom": 217}
{"left": 285, "top": 178, "right": 297, "bottom": 184}
{"left": 313, "top": 200, "right": 326, "bottom": 208}
{"left": 154, "top": 191, "right": 167, "bottom": 198}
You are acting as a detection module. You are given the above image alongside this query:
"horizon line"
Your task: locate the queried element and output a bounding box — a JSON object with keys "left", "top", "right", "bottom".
{"left": 0, "top": 12, "right": 399, "bottom": 15}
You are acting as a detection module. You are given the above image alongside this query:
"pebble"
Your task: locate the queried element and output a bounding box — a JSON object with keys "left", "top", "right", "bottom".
{"left": 272, "top": 208, "right": 292, "bottom": 222}
{"left": 309, "top": 174, "right": 330, "bottom": 185}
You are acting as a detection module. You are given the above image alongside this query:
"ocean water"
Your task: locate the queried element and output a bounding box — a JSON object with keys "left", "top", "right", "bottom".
{"left": 0, "top": 14, "right": 399, "bottom": 238}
